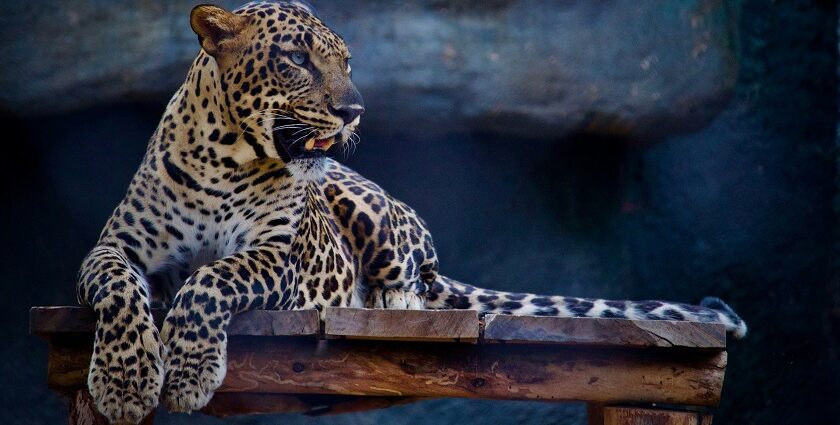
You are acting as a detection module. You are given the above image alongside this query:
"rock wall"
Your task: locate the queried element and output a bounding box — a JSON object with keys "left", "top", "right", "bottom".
{"left": 0, "top": 0, "right": 737, "bottom": 139}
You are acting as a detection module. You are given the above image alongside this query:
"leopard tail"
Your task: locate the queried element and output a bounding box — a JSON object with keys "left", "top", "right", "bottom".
{"left": 424, "top": 275, "right": 747, "bottom": 339}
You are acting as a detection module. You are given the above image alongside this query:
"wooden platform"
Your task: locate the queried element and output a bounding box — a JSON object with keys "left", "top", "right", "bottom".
{"left": 31, "top": 306, "right": 727, "bottom": 424}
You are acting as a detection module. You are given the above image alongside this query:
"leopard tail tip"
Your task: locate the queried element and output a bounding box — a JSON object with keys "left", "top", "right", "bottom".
{"left": 701, "top": 296, "right": 747, "bottom": 339}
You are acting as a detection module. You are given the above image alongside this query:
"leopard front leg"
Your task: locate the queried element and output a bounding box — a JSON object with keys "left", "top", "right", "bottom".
{"left": 78, "top": 246, "right": 164, "bottom": 424}
{"left": 160, "top": 248, "right": 293, "bottom": 412}
{"left": 362, "top": 198, "right": 438, "bottom": 311}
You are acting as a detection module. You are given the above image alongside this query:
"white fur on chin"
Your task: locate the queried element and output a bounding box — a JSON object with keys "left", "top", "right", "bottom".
{"left": 287, "top": 157, "right": 327, "bottom": 182}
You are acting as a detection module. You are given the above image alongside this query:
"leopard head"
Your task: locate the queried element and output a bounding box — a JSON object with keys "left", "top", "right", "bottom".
{"left": 190, "top": 1, "right": 363, "bottom": 163}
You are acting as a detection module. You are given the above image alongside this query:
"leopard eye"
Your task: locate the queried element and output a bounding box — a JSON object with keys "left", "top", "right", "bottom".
{"left": 290, "top": 51, "right": 308, "bottom": 66}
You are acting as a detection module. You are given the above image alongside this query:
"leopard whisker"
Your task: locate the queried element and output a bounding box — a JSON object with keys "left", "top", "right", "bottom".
{"left": 289, "top": 129, "right": 316, "bottom": 148}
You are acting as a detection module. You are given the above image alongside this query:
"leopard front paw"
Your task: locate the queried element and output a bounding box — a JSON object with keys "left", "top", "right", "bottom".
{"left": 88, "top": 319, "right": 163, "bottom": 424}
{"left": 383, "top": 287, "right": 426, "bottom": 309}
{"left": 160, "top": 312, "right": 227, "bottom": 413}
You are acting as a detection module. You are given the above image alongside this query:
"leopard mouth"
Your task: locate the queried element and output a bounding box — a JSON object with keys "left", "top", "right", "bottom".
{"left": 271, "top": 118, "right": 339, "bottom": 160}
{"left": 304, "top": 137, "right": 336, "bottom": 151}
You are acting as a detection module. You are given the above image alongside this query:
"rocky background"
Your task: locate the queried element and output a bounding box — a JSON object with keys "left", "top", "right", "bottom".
{"left": 0, "top": 0, "right": 837, "bottom": 424}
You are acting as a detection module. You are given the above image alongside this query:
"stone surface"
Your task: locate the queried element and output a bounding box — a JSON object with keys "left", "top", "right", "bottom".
{"left": 0, "top": 0, "right": 737, "bottom": 139}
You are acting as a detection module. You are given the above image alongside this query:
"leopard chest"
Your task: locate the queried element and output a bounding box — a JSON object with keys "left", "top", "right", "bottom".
{"left": 291, "top": 194, "right": 358, "bottom": 309}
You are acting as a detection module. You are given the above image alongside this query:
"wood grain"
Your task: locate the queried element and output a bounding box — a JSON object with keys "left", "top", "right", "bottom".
{"left": 324, "top": 307, "right": 480, "bottom": 342}
{"left": 46, "top": 336, "right": 727, "bottom": 406}
{"left": 600, "top": 406, "right": 713, "bottom": 425}
{"left": 226, "top": 309, "right": 319, "bottom": 336}
{"left": 483, "top": 315, "right": 726, "bottom": 349}
{"left": 30, "top": 306, "right": 319, "bottom": 337}
{"left": 222, "top": 339, "right": 727, "bottom": 406}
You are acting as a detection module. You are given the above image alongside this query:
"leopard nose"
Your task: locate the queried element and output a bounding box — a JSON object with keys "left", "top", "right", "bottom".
{"left": 328, "top": 103, "right": 365, "bottom": 125}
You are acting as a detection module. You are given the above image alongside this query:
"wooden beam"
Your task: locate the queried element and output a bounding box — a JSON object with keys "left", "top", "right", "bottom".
{"left": 324, "top": 307, "right": 479, "bottom": 342}
{"left": 483, "top": 314, "right": 725, "bottom": 349}
{"left": 30, "top": 307, "right": 319, "bottom": 337}
{"left": 588, "top": 404, "right": 606, "bottom": 425}
{"left": 599, "top": 406, "right": 713, "bottom": 425}
{"left": 47, "top": 336, "right": 727, "bottom": 406}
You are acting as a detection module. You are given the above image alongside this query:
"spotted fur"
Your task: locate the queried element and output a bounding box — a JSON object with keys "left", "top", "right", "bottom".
{"left": 76, "top": 2, "right": 746, "bottom": 422}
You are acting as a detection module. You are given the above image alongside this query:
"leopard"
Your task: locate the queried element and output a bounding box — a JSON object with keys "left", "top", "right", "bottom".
{"left": 75, "top": 1, "right": 747, "bottom": 423}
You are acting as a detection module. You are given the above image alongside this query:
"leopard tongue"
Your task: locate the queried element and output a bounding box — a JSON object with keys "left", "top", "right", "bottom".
{"left": 305, "top": 137, "right": 334, "bottom": 151}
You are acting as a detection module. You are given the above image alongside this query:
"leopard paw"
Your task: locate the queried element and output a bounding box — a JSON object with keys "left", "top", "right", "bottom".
{"left": 88, "top": 318, "right": 163, "bottom": 424}
{"left": 366, "top": 286, "right": 385, "bottom": 308}
{"left": 160, "top": 314, "right": 227, "bottom": 413}
{"left": 383, "top": 287, "right": 425, "bottom": 309}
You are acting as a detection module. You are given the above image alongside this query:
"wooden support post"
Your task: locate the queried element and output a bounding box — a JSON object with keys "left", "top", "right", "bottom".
{"left": 69, "top": 389, "right": 154, "bottom": 425}
{"left": 587, "top": 405, "right": 713, "bottom": 425}
{"left": 587, "top": 403, "right": 606, "bottom": 425}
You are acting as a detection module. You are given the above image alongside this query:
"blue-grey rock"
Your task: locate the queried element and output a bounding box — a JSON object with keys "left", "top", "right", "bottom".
{"left": 0, "top": 0, "right": 736, "bottom": 139}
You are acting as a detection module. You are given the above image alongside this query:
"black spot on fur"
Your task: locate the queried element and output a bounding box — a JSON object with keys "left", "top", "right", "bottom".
{"left": 635, "top": 301, "right": 663, "bottom": 314}
{"left": 565, "top": 298, "right": 595, "bottom": 316}
{"left": 662, "top": 309, "right": 685, "bottom": 320}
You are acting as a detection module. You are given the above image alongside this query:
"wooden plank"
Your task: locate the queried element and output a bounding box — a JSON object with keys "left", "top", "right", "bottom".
{"left": 29, "top": 307, "right": 319, "bottom": 337}
{"left": 601, "top": 406, "right": 712, "bottom": 425}
{"left": 32, "top": 306, "right": 725, "bottom": 348}
{"left": 324, "top": 307, "right": 480, "bottom": 342}
{"left": 46, "top": 337, "right": 727, "bottom": 406}
{"left": 483, "top": 315, "right": 726, "bottom": 349}
{"left": 227, "top": 309, "right": 319, "bottom": 337}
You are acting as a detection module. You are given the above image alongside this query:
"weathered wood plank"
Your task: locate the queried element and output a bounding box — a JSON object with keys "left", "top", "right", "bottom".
{"left": 483, "top": 315, "right": 726, "bottom": 349}
{"left": 31, "top": 306, "right": 726, "bottom": 348}
{"left": 324, "top": 308, "right": 480, "bottom": 342}
{"left": 29, "top": 307, "right": 319, "bottom": 337}
{"left": 600, "top": 406, "right": 713, "bottom": 425}
{"left": 226, "top": 309, "right": 319, "bottom": 337}
{"left": 46, "top": 337, "right": 727, "bottom": 406}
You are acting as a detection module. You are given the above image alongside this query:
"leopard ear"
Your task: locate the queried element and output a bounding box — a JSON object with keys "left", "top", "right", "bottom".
{"left": 190, "top": 4, "right": 247, "bottom": 57}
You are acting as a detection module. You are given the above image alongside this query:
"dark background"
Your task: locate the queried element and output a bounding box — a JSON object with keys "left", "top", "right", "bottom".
{"left": 1, "top": 0, "right": 838, "bottom": 424}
